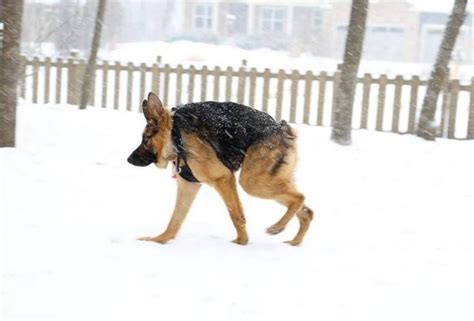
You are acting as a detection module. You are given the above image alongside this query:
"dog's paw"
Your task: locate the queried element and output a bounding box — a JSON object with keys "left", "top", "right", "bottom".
{"left": 284, "top": 239, "right": 302, "bottom": 246}
{"left": 232, "top": 237, "right": 248, "bottom": 245}
{"left": 138, "top": 235, "right": 173, "bottom": 244}
{"left": 266, "top": 224, "right": 285, "bottom": 235}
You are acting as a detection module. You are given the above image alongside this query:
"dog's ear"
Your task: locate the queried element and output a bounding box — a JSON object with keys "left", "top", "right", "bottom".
{"left": 142, "top": 99, "right": 149, "bottom": 119}
{"left": 143, "top": 92, "right": 165, "bottom": 121}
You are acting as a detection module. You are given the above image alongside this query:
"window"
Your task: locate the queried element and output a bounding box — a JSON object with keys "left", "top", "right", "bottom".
{"left": 366, "top": 26, "right": 406, "bottom": 61}
{"left": 193, "top": 4, "right": 213, "bottom": 30}
{"left": 427, "top": 29, "right": 443, "bottom": 36}
{"left": 336, "top": 25, "right": 406, "bottom": 61}
{"left": 261, "top": 7, "right": 286, "bottom": 33}
{"left": 372, "top": 26, "right": 386, "bottom": 32}
{"left": 312, "top": 9, "right": 323, "bottom": 29}
{"left": 423, "top": 26, "right": 466, "bottom": 63}
{"left": 389, "top": 27, "right": 404, "bottom": 33}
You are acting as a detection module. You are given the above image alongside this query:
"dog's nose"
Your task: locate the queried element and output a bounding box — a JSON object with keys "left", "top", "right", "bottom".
{"left": 127, "top": 154, "right": 136, "bottom": 165}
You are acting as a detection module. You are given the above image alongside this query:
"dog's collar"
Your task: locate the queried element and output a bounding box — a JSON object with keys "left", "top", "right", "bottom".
{"left": 171, "top": 115, "right": 200, "bottom": 184}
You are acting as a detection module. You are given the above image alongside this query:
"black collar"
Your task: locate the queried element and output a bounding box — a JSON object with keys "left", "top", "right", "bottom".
{"left": 171, "top": 117, "right": 200, "bottom": 183}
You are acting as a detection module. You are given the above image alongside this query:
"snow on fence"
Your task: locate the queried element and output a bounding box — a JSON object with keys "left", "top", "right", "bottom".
{"left": 20, "top": 55, "right": 474, "bottom": 140}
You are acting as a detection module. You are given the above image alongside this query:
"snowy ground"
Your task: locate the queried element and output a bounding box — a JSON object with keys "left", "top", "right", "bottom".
{"left": 1, "top": 103, "right": 474, "bottom": 321}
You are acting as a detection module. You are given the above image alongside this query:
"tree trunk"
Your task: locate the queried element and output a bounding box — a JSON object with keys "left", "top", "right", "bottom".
{"left": 0, "top": 0, "right": 24, "bottom": 147}
{"left": 417, "top": 0, "right": 467, "bottom": 141}
{"left": 79, "top": 0, "right": 107, "bottom": 110}
{"left": 330, "top": 0, "right": 368, "bottom": 145}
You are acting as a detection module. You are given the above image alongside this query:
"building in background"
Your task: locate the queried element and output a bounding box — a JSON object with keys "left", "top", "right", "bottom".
{"left": 180, "top": 0, "right": 330, "bottom": 52}
{"left": 18, "top": 0, "right": 473, "bottom": 64}
{"left": 179, "top": 0, "right": 473, "bottom": 63}
{"left": 328, "top": 0, "right": 418, "bottom": 62}
{"left": 418, "top": 11, "right": 472, "bottom": 63}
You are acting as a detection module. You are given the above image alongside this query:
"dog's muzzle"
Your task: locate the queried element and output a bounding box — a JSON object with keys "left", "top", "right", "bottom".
{"left": 127, "top": 145, "right": 156, "bottom": 167}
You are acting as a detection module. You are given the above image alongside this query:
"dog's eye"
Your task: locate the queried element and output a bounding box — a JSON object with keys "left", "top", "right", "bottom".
{"left": 142, "top": 135, "right": 151, "bottom": 145}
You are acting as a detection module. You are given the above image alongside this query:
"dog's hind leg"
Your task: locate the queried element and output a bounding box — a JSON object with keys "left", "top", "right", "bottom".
{"left": 266, "top": 191, "right": 305, "bottom": 235}
{"left": 241, "top": 175, "right": 313, "bottom": 246}
{"left": 284, "top": 205, "right": 314, "bottom": 246}
{"left": 139, "top": 175, "right": 201, "bottom": 244}
{"left": 240, "top": 132, "right": 314, "bottom": 246}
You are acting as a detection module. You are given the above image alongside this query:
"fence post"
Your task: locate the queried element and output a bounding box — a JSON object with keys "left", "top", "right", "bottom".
{"left": 408, "top": 75, "right": 419, "bottom": 134}
{"left": 188, "top": 65, "right": 195, "bottom": 103}
{"left": 175, "top": 64, "right": 183, "bottom": 105}
{"left": 317, "top": 71, "right": 327, "bottom": 126}
{"left": 225, "top": 67, "right": 233, "bottom": 101}
{"left": 139, "top": 62, "right": 147, "bottom": 110}
{"left": 468, "top": 77, "right": 474, "bottom": 139}
{"left": 262, "top": 68, "right": 271, "bottom": 113}
{"left": 248, "top": 67, "right": 257, "bottom": 106}
{"left": 392, "top": 75, "right": 403, "bottom": 133}
{"left": 289, "top": 70, "right": 299, "bottom": 123}
{"left": 376, "top": 74, "right": 387, "bottom": 131}
{"left": 113, "top": 61, "right": 121, "bottom": 110}
{"left": 275, "top": 69, "right": 285, "bottom": 121}
{"left": 101, "top": 61, "right": 109, "bottom": 108}
{"left": 67, "top": 52, "right": 82, "bottom": 106}
{"left": 201, "top": 65, "right": 208, "bottom": 101}
{"left": 303, "top": 71, "right": 313, "bottom": 125}
{"left": 55, "top": 58, "right": 63, "bottom": 104}
{"left": 447, "top": 80, "right": 459, "bottom": 139}
{"left": 237, "top": 64, "right": 246, "bottom": 104}
{"left": 32, "top": 57, "right": 39, "bottom": 104}
{"left": 163, "top": 64, "right": 170, "bottom": 106}
{"left": 126, "top": 62, "right": 133, "bottom": 111}
{"left": 44, "top": 57, "right": 52, "bottom": 104}
{"left": 151, "top": 57, "right": 161, "bottom": 96}
{"left": 213, "top": 66, "right": 221, "bottom": 101}
{"left": 360, "top": 73, "right": 371, "bottom": 129}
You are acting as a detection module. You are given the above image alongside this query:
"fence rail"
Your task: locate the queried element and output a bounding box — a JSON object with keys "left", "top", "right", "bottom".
{"left": 20, "top": 55, "right": 474, "bottom": 140}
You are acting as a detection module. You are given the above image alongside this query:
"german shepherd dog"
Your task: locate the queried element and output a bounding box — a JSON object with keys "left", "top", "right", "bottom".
{"left": 127, "top": 92, "right": 313, "bottom": 246}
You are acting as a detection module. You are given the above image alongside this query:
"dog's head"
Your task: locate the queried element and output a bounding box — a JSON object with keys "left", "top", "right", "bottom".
{"left": 127, "top": 92, "right": 172, "bottom": 168}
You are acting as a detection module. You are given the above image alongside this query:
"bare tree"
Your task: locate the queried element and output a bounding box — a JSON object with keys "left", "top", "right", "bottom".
{"left": 79, "top": 0, "right": 106, "bottom": 110}
{"left": 417, "top": 0, "right": 467, "bottom": 141}
{"left": 330, "top": 0, "right": 368, "bottom": 145}
{"left": 0, "top": 0, "right": 24, "bottom": 147}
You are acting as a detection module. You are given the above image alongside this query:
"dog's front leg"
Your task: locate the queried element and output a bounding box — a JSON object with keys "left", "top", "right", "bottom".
{"left": 213, "top": 175, "right": 248, "bottom": 245}
{"left": 139, "top": 175, "right": 201, "bottom": 244}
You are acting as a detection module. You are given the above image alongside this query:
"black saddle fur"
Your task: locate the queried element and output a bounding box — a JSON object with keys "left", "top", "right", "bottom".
{"left": 172, "top": 101, "right": 290, "bottom": 171}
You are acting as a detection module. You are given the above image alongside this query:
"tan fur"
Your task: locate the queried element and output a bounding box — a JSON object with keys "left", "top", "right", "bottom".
{"left": 138, "top": 175, "right": 201, "bottom": 243}
{"left": 137, "top": 93, "right": 313, "bottom": 246}
{"left": 240, "top": 131, "right": 313, "bottom": 245}
{"left": 150, "top": 112, "right": 173, "bottom": 169}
